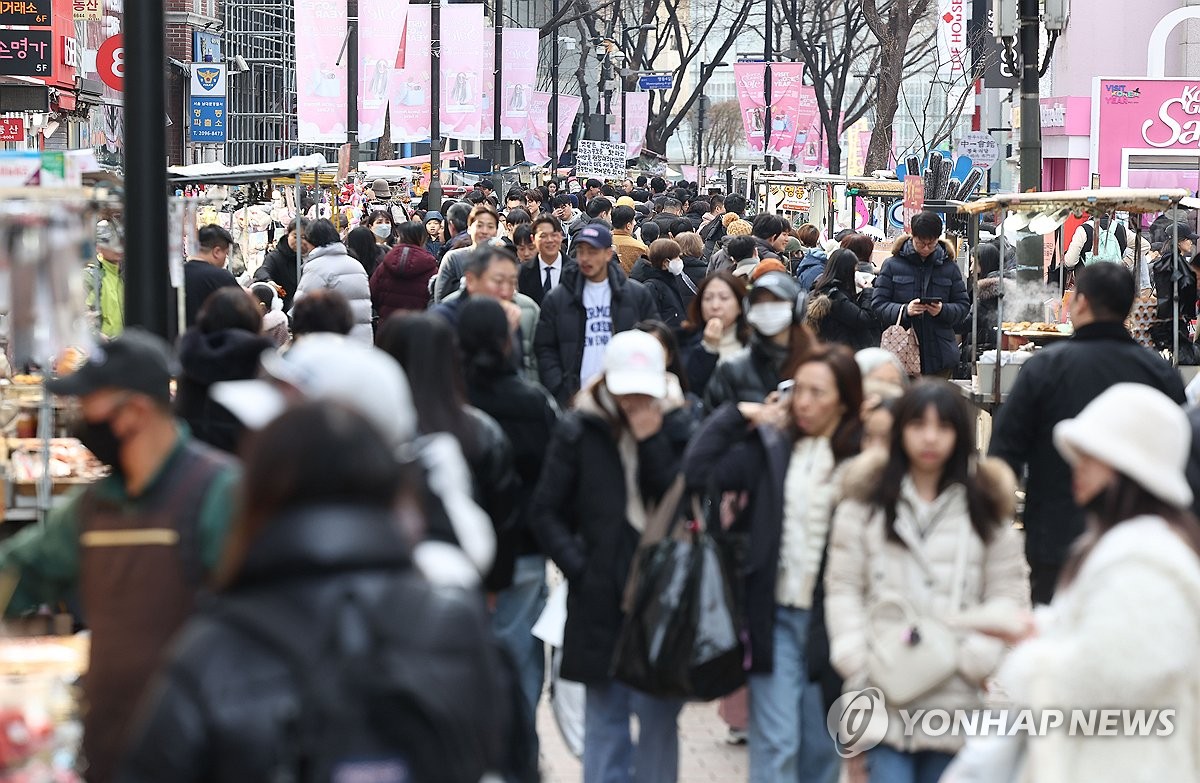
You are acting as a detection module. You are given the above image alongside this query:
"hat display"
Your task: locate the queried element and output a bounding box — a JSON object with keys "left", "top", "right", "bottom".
{"left": 1053, "top": 383, "right": 1192, "bottom": 508}
{"left": 575, "top": 223, "right": 613, "bottom": 250}
{"left": 47, "top": 329, "right": 175, "bottom": 404}
{"left": 604, "top": 331, "right": 667, "bottom": 398}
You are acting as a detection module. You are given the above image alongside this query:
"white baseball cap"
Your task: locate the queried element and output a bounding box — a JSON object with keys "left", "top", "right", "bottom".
{"left": 604, "top": 331, "right": 667, "bottom": 398}
{"left": 212, "top": 334, "right": 417, "bottom": 447}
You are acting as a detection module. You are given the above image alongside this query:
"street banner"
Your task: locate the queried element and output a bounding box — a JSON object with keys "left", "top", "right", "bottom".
{"left": 903, "top": 175, "right": 925, "bottom": 234}
{"left": 623, "top": 91, "right": 650, "bottom": 158}
{"left": 733, "top": 62, "right": 766, "bottom": 153}
{"left": 765, "top": 62, "right": 805, "bottom": 160}
{"left": 576, "top": 140, "right": 627, "bottom": 180}
{"left": 388, "top": 4, "right": 431, "bottom": 143}
{"left": 296, "top": 0, "right": 347, "bottom": 143}
{"left": 440, "top": 4, "right": 487, "bottom": 140}
{"left": 188, "top": 62, "right": 227, "bottom": 143}
{"left": 499, "top": 28, "right": 539, "bottom": 141}
{"left": 845, "top": 118, "right": 871, "bottom": 176}
{"left": 522, "top": 91, "right": 582, "bottom": 166}
{"left": 936, "top": 0, "right": 970, "bottom": 83}
{"left": 358, "top": 0, "right": 409, "bottom": 142}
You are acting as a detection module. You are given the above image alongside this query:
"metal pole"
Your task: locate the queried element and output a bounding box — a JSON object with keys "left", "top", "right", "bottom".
{"left": 550, "top": 0, "right": 560, "bottom": 176}
{"left": 763, "top": 1, "right": 773, "bottom": 172}
{"left": 1174, "top": 217, "right": 1180, "bottom": 365}
{"left": 994, "top": 210, "right": 1006, "bottom": 405}
{"left": 493, "top": 0, "right": 503, "bottom": 176}
{"left": 125, "top": 0, "right": 169, "bottom": 337}
{"left": 347, "top": 0, "right": 360, "bottom": 171}
{"left": 1018, "top": 0, "right": 1040, "bottom": 193}
{"left": 295, "top": 172, "right": 303, "bottom": 295}
{"left": 621, "top": 88, "right": 627, "bottom": 160}
{"left": 428, "top": 0, "right": 444, "bottom": 208}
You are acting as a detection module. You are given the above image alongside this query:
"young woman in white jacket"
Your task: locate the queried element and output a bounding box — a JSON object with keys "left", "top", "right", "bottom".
{"left": 825, "top": 380, "right": 1030, "bottom": 783}
{"left": 992, "top": 383, "right": 1200, "bottom": 783}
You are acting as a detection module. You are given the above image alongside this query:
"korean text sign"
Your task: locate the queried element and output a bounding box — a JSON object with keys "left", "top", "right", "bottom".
{"left": 189, "top": 63, "right": 227, "bottom": 143}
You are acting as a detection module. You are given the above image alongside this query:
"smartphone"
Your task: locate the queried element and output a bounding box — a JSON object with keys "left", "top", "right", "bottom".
{"left": 776, "top": 379, "right": 796, "bottom": 401}
{"left": 919, "top": 297, "right": 943, "bottom": 305}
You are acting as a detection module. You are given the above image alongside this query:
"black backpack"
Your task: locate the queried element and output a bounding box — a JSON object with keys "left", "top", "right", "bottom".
{"left": 212, "top": 576, "right": 507, "bottom": 783}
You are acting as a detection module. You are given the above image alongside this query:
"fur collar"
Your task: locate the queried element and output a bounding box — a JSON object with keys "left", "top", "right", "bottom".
{"left": 1075, "top": 516, "right": 1200, "bottom": 598}
{"left": 889, "top": 233, "right": 957, "bottom": 261}
{"left": 840, "top": 448, "right": 1017, "bottom": 520}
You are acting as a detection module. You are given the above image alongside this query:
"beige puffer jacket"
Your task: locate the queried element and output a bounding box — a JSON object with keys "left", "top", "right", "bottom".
{"left": 824, "top": 449, "right": 1030, "bottom": 753}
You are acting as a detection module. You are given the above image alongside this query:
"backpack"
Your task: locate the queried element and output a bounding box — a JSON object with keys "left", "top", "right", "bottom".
{"left": 212, "top": 577, "right": 507, "bottom": 783}
{"left": 1086, "top": 222, "right": 1123, "bottom": 264}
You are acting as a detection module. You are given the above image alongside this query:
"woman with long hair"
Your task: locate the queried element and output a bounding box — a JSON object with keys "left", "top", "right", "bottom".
{"left": 367, "top": 208, "right": 398, "bottom": 247}
{"left": 989, "top": 384, "right": 1200, "bottom": 782}
{"left": 344, "top": 225, "right": 384, "bottom": 279}
{"left": 678, "top": 271, "right": 750, "bottom": 399}
{"left": 807, "top": 248, "right": 879, "bottom": 350}
{"left": 825, "top": 380, "right": 1029, "bottom": 782}
{"left": 641, "top": 238, "right": 690, "bottom": 330}
{"left": 684, "top": 344, "right": 866, "bottom": 783}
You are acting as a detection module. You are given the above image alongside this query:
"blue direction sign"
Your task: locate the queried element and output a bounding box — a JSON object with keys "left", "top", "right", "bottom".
{"left": 637, "top": 73, "right": 673, "bottom": 91}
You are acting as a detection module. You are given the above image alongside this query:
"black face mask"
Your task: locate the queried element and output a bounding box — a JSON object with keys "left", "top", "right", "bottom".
{"left": 74, "top": 417, "right": 123, "bottom": 471}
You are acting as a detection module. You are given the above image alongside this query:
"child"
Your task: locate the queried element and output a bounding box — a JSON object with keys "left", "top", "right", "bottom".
{"left": 250, "top": 281, "right": 290, "bottom": 348}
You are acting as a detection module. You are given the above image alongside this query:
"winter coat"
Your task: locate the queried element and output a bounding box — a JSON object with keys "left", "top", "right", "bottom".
{"left": 461, "top": 407, "right": 522, "bottom": 591}
{"left": 86, "top": 255, "right": 124, "bottom": 339}
{"left": 529, "top": 381, "right": 694, "bottom": 683}
{"left": 183, "top": 261, "right": 241, "bottom": 329}
{"left": 433, "top": 245, "right": 478, "bottom": 303}
{"left": 629, "top": 256, "right": 652, "bottom": 283}
{"left": 680, "top": 255, "right": 707, "bottom": 295}
{"left": 997, "top": 517, "right": 1200, "bottom": 782}
{"left": 443, "top": 289, "right": 541, "bottom": 383}
{"left": 292, "top": 243, "right": 373, "bottom": 343}
{"left": 806, "top": 284, "right": 878, "bottom": 350}
{"left": 703, "top": 333, "right": 791, "bottom": 409}
{"left": 370, "top": 242, "right": 439, "bottom": 320}
{"left": 989, "top": 321, "right": 1186, "bottom": 567}
{"left": 680, "top": 330, "right": 746, "bottom": 399}
{"left": 871, "top": 236, "right": 970, "bottom": 375}
{"left": 682, "top": 404, "right": 850, "bottom": 674}
{"left": 533, "top": 261, "right": 657, "bottom": 404}
{"left": 261, "top": 311, "right": 290, "bottom": 349}
{"left": 254, "top": 237, "right": 301, "bottom": 311}
{"left": 960, "top": 273, "right": 1004, "bottom": 354}
{"left": 117, "top": 506, "right": 510, "bottom": 783}
{"left": 824, "top": 450, "right": 1030, "bottom": 753}
{"left": 795, "top": 248, "right": 828, "bottom": 291}
{"left": 613, "top": 230, "right": 647, "bottom": 274}
{"left": 175, "top": 328, "right": 274, "bottom": 454}
{"left": 517, "top": 256, "right": 578, "bottom": 307}
{"left": 1152, "top": 247, "right": 1197, "bottom": 322}
{"left": 640, "top": 266, "right": 689, "bottom": 330}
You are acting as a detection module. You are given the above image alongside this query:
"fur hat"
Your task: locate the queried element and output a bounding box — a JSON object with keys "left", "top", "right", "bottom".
{"left": 727, "top": 219, "right": 753, "bottom": 237}
{"left": 722, "top": 212, "right": 742, "bottom": 228}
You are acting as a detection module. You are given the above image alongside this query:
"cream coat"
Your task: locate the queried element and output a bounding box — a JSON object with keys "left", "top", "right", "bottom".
{"left": 997, "top": 516, "right": 1200, "bottom": 783}
{"left": 824, "top": 450, "right": 1030, "bottom": 753}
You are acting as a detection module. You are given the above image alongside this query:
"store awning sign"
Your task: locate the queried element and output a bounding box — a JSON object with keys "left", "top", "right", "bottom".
{"left": 189, "top": 62, "right": 227, "bottom": 144}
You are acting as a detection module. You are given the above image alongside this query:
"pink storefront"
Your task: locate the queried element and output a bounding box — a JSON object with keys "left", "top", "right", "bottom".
{"left": 1091, "top": 77, "right": 1200, "bottom": 192}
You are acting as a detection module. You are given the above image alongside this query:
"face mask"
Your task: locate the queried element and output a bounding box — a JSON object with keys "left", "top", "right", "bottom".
{"left": 372, "top": 223, "right": 392, "bottom": 239}
{"left": 74, "top": 416, "right": 123, "bottom": 470}
{"left": 747, "top": 302, "right": 794, "bottom": 337}
{"left": 667, "top": 258, "right": 685, "bottom": 276}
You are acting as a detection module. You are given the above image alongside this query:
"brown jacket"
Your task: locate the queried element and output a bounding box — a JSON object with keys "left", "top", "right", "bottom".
{"left": 613, "top": 229, "right": 648, "bottom": 274}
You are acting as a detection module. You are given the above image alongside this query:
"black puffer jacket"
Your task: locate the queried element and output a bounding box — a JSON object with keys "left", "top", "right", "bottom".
{"left": 533, "top": 261, "right": 657, "bottom": 403}
{"left": 529, "top": 383, "right": 695, "bottom": 683}
{"left": 806, "top": 284, "right": 878, "bottom": 350}
{"left": 118, "top": 506, "right": 510, "bottom": 783}
{"left": 640, "top": 266, "right": 689, "bottom": 330}
{"left": 254, "top": 238, "right": 300, "bottom": 311}
{"left": 461, "top": 407, "right": 522, "bottom": 591}
{"left": 175, "top": 328, "right": 274, "bottom": 453}
{"left": 703, "top": 333, "right": 791, "bottom": 409}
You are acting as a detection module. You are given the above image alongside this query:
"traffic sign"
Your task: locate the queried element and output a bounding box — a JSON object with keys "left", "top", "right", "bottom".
{"left": 637, "top": 73, "right": 673, "bottom": 91}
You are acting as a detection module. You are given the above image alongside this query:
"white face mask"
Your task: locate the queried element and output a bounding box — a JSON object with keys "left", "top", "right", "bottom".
{"left": 372, "top": 223, "right": 392, "bottom": 239}
{"left": 746, "top": 301, "right": 794, "bottom": 337}
{"left": 667, "top": 257, "right": 685, "bottom": 276}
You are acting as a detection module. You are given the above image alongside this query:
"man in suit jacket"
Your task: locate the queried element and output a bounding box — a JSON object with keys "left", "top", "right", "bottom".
{"left": 518, "top": 214, "right": 577, "bottom": 306}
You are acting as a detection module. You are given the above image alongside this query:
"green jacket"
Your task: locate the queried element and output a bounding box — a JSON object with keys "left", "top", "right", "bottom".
{"left": 86, "top": 255, "right": 124, "bottom": 339}
{"left": 0, "top": 430, "right": 240, "bottom": 616}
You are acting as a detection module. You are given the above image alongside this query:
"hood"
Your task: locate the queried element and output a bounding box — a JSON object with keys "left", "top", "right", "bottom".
{"left": 807, "top": 292, "right": 832, "bottom": 322}
{"left": 306, "top": 242, "right": 352, "bottom": 263}
{"left": 234, "top": 505, "right": 411, "bottom": 588}
{"left": 890, "top": 234, "right": 955, "bottom": 263}
{"left": 840, "top": 449, "right": 1017, "bottom": 520}
{"left": 682, "top": 255, "right": 706, "bottom": 269}
{"left": 753, "top": 237, "right": 782, "bottom": 260}
{"left": 381, "top": 242, "right": 439, "bottom": 280}
{"left": 977, "top": 274, "right": 1006, "bottom": 302}
{"left": 179, "top": 328, "right": 274, "bottom": 386}
{"left": 272, "top": 236, "right": 298, "bottom": 262}
{"left": 799, "top": 248, "right": 828, "bottom": 267}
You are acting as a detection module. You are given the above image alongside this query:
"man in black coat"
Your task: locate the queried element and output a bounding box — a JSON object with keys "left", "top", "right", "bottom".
{"left": 184, "top": 224, "right": 241, "bottom": 329}
{"left": 990, "top": 262, "right": 1186, "bottom": 604}
{"left": 518, "top": 214, "right": 576, "bottom": 306}
{"left": 254, "top": 218, "right": 309, "bottom": 311}
{"left": 871, "top": 211, "right": 970, "bottom": 377}
{"left": 533, "top": 224, "right": 657, "bottom": 403}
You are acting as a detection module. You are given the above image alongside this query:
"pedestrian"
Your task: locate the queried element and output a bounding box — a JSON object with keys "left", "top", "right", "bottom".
{"left": 990, "top": 262, "right": 1184, "bottom": 603}
{"left": 793, "top": 224, "right": 827, "bottom": 290}
{"left": 1150, "top": 224, "right": 1200, "bottom": 361}
{"left": 1064, "top": 213, "right": 1128, "bottom": 268}
{"left": 254, "top": 218, "right": 308, "bottom": 312}
{"left": 184, "top": 224, "right": 242, "bottom": 329}
{"left": 344, "top": 225, "right": 385, "bottom": 279}
{"left": 707, "top": 216, "right": 754, "bottom": 275}
{"left": 370, "top": 220, "right": 438, "bottom": 320}
{"left": 534, "top": 223, "right": 657, "bottom": 404}
{"left": 684, "top": 344, "right": 867, "bottom": 783}
{"left": 249, "top": 281, "right": 290, "bottom": 348}
{"left": 0, "top": 330, "right": 240, "bottom": 783}
{"left": 434, "top": 203, "right": 501, "bottom": 303}
{"left": 750, "top": 214, "right": 789, "bottom": 262}
{"left": 531, "top": 331, "right": 695, "bottom": 783}
{"left": 87, "top": 219, "right": 125, "bottom": 338}
{"left": 678, "top": 270, "right": 750, "bottom": 397}
{"left": 701, "top": 194, "right": 746, "bottom": 263}
{"left": 612, "top": 205, "right": 648, "bottom": 274}
{"left": 855, "top": 347, "right": 908, "bottom": 390}
{"left": 443, "top": 201, "right": 475, "bottom": 257}
{"left": 176, "top": 287, "right": 274, "bottom": 454}
{"left": 640, "top": 238, "right": 690, "bottom": 330}
{"left": 506, "top": 207, "right": 532, "bottom": 240}
{"left": 568, "top": 197, "right": 613, "bottom": 256}
{"left": 841, "top": 232, "right": 879, "bottom": 274}
{"left": 705, "top": 271, "right": 814, "bottom": 408}
{"left": 517, "top": 214, "right": 575, "bottom": 306}
{"left": 290, "top": 289, "right": 354, "bottom": 339}
{"left": 424, "top": 210, "right": 446, "bottom": 258}
{"left": 992, "top": 384, "right": 1200, "bottom": 783}
{"left": 553, "top": 194, "right": 583, "bottom": 238}
{"left": 674, "top": 231, "right": 708, "bottom": 296}
{"left": 117, "top": 403, "right": 510, "bottom": 783}
{"left": 960, "top": 242, "right": 1006, "bottom": 357}
{"left": 870, "top": 211, "right": 970, "bottom": 378}
{"left": 292, "top": 219, "right": 373, "bottom": 343}
{"left": 825, "top": 380, "right": 1030, "bottom": 783}
{"left": 806, "top": 248, "right": 879, "bottom": 350}
{"left": 366, "top": 208, "right": 398, "bottom": 248}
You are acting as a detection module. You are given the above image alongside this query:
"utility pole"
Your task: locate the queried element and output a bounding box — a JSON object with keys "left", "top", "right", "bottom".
{"left": 125, "top": 0, "right": 168, "bottom": 336}
{"left": 347, "top": 0, "right": 360, "bottom": 170}
{"left": 549, "top": 0, "right": 560, "bottom": 176}
{"left": 763, "top": 0, "right": 773, "bottom": 172}
{"left": 493, "top": 0, "right": 503, "bottom": 176}
{"left": 1018, "top": 0, "right": 1040, "bottom": 192}
{"left": 429, "top": 0, "right": 444, "bottom": 208}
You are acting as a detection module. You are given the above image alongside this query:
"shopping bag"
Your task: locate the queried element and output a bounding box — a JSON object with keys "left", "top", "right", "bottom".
{"left": 881, "top": 308, "right": 921, "bottom": 376}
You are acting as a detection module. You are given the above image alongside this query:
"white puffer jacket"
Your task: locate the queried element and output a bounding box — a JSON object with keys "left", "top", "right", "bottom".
{"left": 292, "top": 243, "right": 373, "bottom": 343}
{"left": 824, "top": 449, "right": 1030, "bottom": 753}
{"left": 997, "top": 516, "right": 1200, "bottom": 783}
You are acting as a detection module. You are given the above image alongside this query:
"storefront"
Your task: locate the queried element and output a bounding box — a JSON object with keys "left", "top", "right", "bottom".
{"left": 1040, "top": 96, "right": 1091, "bottom": 190}
{"left": 1090, "top": 77, "right": 1200, "bottom": 191}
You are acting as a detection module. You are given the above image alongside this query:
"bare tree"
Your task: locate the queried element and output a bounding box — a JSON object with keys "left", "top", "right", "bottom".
{"left": 862, "top": 0, "right": 936, "bottom": 173}
{"left": 701, "top": 99, "right": 742, "bottom": 171}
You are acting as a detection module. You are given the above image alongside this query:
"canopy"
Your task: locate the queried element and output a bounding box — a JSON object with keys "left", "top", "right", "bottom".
{"left": 372, "top": 150, "right": 467, "bottom": 167}
{"left": 167, "top": 154, "right": 328, "bottom": 185}
{"left": 962, "top": 188, "right": 1192, "bottom": 215}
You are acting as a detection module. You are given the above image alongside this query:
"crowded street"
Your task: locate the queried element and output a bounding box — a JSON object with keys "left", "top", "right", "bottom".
{"left": 0, "top": 1, "right": 1198, "bottom": 782}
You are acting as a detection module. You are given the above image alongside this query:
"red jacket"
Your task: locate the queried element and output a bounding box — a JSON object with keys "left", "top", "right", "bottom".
{"left": 370, "top": 242, "right": 438, "bottom": 320}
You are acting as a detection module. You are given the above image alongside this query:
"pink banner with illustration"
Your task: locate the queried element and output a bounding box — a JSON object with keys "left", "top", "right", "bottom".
{"left": 793, "top": 87, "right": 823, "bottom": 169}
{"left": 358, "top": 0, "right": 409, "bottom": 142}
{"left": 1093, "top": 78, "right": 1200, "bottom": 188}
{"left": 500, "top": 29, "right": 539, "bottom": 141}
{"left": 734, "top": 62, "right": 767, "bottom": 153}
{"left": 765, "top": 63, "right": 806, "bottom": 159}
{"left": 387, "top": 4, "right": 431, "bottom": 143}
{"left": 440, "top": 4, "right": 488, "bottom": 139}
{"left": 296, "top": 0, "right": 348, "bottom": 143}
{"left": 523, "top": 91, "right": 582, "bottom": 166}
{"left": 623, "top": 92, "right": 650, "bottom": 158}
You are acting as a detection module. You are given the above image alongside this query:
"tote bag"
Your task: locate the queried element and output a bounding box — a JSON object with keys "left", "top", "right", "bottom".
{"left": 881, "top": 308, "right": 922, "bottom": 377}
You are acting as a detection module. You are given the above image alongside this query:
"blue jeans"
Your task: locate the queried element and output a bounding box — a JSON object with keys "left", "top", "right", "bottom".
{"left": 748, "top": 606, "right": 839, "bottom": 783}
{"left": 583, "top": 680, "right": 684, "bottom": 783}
{"left": 492, "top": 555, "right": 548, "bottom": 724}
{"left": 866, "top": 745, "right": 954, "bottom": 783}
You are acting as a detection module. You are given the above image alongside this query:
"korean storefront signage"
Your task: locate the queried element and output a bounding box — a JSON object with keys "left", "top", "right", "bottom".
{"left": 0, "top": 0, "right": 48, "bottom": 26}
{"left": 1092, "top": 77, "right": 1200, "bottom": 187}
{"left": 0, "top": 29, "right": 51, "bottom": 77}
{"left": 189, "top": 62, "right": 227, "bottom": 143}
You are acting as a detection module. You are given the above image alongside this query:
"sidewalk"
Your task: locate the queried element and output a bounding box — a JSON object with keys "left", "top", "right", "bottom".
{"left": 537, "top": 699, "right": 749, "bottom": 782}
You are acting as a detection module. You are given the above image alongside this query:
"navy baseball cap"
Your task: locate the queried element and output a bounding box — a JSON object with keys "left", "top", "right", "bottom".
{"left": 575, "top": 223, "right": 613, "bottom": 250}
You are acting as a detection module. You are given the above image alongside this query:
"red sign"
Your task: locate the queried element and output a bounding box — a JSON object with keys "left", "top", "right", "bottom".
{"left": 902, "top": 175, "right": 925, "bottom": 235}
{"left": 96, "top": 34, "right": 123, "bottom": 92}
{"left": 0, "top": 118, "right": 25, "bottom": 141}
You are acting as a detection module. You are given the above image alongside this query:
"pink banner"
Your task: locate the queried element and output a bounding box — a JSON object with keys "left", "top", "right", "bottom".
{"left": 523, "top": 91, "right": 582, "bottom": 166}
{"left": 500, "top": 29, "right": 539, "bottom": 141}
{"left": 358, "top": 0, "right": 409, "bottom": 142}
{"left": 765, "top": 63, "right": 805, "bottom": 159}
{"left": 623, "top": 92, "right": 650, "bottom": 158}
{"left": 440, "top": 4, "right": 488, "bottom": 140}
{"left": 387, "top": 5, "right": 431, "bottom": 143}
{"left": 734, "top": 62, "right": 767, "bottom": 153}
{"left": 296, "top": 0, "right": 348, "bottom": 143}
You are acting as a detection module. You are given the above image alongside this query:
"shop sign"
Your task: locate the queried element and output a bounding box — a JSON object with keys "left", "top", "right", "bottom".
{"left": 0, "top": 29, "right": 50, "bottom": 77}
{"left": 0, "top": 116, "right": 23, "bottom": 141}
{"left": 1093, "top": 77, "right": 1200, "bottom": 187}
{"left": 96, "top": 34, "right": 122, "bottom": 92}
{"left": 956, "top": 131, "right": 999, "bottom": 170}
{"left": 71, "top": 0, "right": 100, "bottom": 21}
{"left": 61, "top": 35, "right": 78, "bottom": 68}
{"left": 903, "top": 175, "right": 925, "bottom": 235}
{"left": 936, "top": 0, "right": 970, "bottom": 82}
{"left": 0, "top": 0, "right": 49, "bottom": 26}
{"left": 1041, "top": 102, "right": 1065, "bottom": 128}
{"left": 189, "top": 62, "right": 227, "bottom": 143}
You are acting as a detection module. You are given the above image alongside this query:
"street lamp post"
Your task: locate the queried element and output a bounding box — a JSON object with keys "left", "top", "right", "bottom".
{"left": 493, "top": 0, "right": 503, "bottom": 176}
{"left": 428, "top": 0, "right": 443, "bottom": 208}
{"left": 549, "top": 0, "right": 560, "bottom": 177}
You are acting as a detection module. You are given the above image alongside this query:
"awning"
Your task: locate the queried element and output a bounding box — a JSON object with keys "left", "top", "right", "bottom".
{"left": 962, "top": 188, "right": 1192, "bottom": 215}
{"left": 167, "top": 154, "right": 328, "bottom": 184}
{"left": 373, "top": 150, "right": 467, "bottom": 167}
